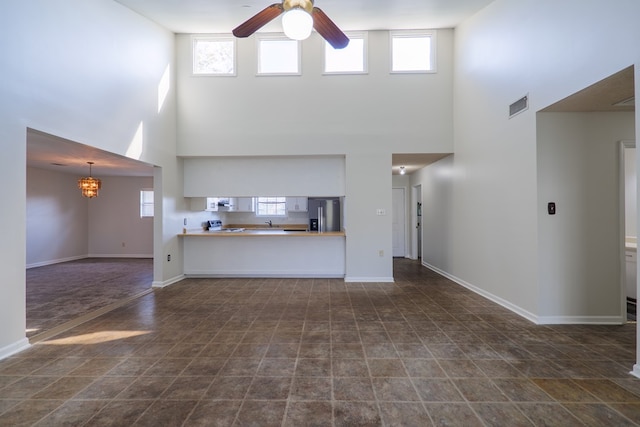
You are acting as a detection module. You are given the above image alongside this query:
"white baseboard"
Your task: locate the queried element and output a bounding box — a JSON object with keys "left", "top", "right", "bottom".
{"left": 344, "top": 276, "right": 395, "bottom": 283}
{"left": 27, "top": 254, "right": 152, "bottom": 269}
{"left": 631, "top": 364, "right": 640, "bottom": 379}
{"left": 0, "top": 338, "right": 30, "bottom": 361}
{"left": 422, "top": 261, "right": 626, "bottom": 325}
{"left": 152, "top": 274, "right": 185, "bottom": 288}
{"left": 27, "top": 255, "right": 86, "bottom": 269}
{"left": 536, "top": 315, "right": 626, "bottom": 325}
{"left": 87, "top": 254, "right": 153, "bottom": 259}
{"left": 422, "top": 261, "right": 538, "bottom": 323}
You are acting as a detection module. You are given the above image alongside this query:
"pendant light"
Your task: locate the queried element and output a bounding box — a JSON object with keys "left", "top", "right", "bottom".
{"left": 78, "top": 161, "right": 102, "bottom": 198}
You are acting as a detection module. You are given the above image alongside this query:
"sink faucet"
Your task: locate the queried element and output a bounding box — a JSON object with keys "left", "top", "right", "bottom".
{"left": 265, "top": 220, "right": 272, "bottom": 228}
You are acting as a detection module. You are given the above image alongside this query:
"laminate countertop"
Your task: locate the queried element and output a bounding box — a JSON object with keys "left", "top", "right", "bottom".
{"left": 180, "top": 229, "right": 345, "bottom": 237}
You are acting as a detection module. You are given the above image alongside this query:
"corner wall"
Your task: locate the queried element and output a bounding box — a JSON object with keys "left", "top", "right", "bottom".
{"left": 0, "top": 0, "right": 177, "bottom": 358}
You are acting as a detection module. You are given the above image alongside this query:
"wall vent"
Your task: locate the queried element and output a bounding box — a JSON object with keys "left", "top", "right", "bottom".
{"left": 509, "top": 94, "right": 529, "bottom": 118}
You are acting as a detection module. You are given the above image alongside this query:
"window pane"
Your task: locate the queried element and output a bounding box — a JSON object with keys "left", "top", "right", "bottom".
{"left": 258, "top": 39, "right": 299, "bottom": 74}
{"left": 325, "top": 36, "right": 365, "bottom": 73}
{"left": 140, "top": 190, "right": 154, "bottom": 218}
{"left": 194, "top": 38, "right": 235, "bottom": 75}
{"left": 256, "top": 196, "right": 287, "bottom": 216}
{"left": 392, "top": 35, "right": 432, "bottom": 72}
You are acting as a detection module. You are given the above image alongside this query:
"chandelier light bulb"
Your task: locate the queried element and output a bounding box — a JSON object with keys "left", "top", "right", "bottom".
{"left": 282, "top": 8, "right": 313, "bottom": 40}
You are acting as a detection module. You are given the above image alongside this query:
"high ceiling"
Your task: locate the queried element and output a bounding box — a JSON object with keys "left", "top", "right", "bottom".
{"left": 113, "top": 0, "right": 496, "bottom": 34}
{"left": 26, "top": 1, "right": 635, "bottom": 178}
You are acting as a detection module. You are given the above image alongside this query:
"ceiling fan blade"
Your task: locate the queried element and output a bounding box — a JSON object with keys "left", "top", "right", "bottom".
{"left": 232, "top": 3, "right": 284, "bottom": 38}
{"left": 312, "top": 7, "right": 349, "bottom": 49}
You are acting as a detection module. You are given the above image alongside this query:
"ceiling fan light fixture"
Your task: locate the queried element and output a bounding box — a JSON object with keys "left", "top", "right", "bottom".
{"left": 282, "top": 8, "right": 313, "bottom": 40}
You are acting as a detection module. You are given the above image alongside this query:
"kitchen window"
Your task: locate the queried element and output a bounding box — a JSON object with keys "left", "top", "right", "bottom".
{"left": 390, "top": 30, "right": 436, "bottom": 73}
{"left": 255, "top": 197, "right": 287, "bottom": 216}
{"left": 193, "top": 36, "right": 236, "bottom": 76}
{"left": 140, "top": 189, "right": 154, "bottom": 218}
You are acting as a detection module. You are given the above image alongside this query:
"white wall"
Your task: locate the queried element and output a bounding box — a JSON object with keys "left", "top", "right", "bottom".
{"left": 88, "top": 176, "right": 154, "bottom": 257}
{"left": 27, "top": 170, "right": 154, "bottom": 265}
{"left": 26, "top": 167, "right": 89, "bottom": 267}
{"left": 537, "top": 112, "right": 635, "bottom": 321}
{"left": 183, "top": 156, "right": 345, "bottom": 197}
{"left": 176, "top": 30, "right": 455, "bottom": 281}
{"left": 0, "top": 0, "right": 178, "bottom": 358}
{"left": 420, "top": 0, "right": 640, "bottom": 325}
{"left": 176, "top": 30, "right": 454, "bottom": 156}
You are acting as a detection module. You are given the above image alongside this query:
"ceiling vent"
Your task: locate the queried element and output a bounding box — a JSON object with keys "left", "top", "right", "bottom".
{"left": 509, "top": 94, "right": 529, "bottom": 118}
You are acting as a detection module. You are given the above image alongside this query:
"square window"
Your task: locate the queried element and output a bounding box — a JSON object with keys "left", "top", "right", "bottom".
{"left": 193, "top": 36, "right": 236, "bottom": 76}
{"left": 255, "top": 197, "right": 287, "bottom": 216}
{"left": 257, "top": 36, "right": 300, "bottom": 75}
{"left": 390, "top": 31, "right": 436, "bottom": 73}
{"left": 324, "top": 32, "right": 367, "bottom": 74}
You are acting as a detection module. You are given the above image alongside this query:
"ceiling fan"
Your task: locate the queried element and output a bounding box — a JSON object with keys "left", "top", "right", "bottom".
{"left": 232, "top": 0, "right": 349, "bottom": 49}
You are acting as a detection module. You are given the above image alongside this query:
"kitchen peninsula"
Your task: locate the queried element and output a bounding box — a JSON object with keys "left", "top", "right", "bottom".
{"left": 180, "top": 226, "right": 346, "bottom": 278}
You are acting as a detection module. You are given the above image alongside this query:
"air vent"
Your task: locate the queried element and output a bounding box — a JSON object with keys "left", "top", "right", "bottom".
{"left": 509, "top": 94, "right": 529, "bottom": 118}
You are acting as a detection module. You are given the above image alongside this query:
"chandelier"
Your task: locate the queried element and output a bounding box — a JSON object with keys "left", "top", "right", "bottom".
{"left": 78, "top": 161, "right": 102, "bottom": 198}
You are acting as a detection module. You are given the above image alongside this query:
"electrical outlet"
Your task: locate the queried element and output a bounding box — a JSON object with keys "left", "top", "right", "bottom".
{"left": 167, "top": 254, "right": 171, "bottom": 262}
{"left": 378, "top": 250, "right": 384, "bottom": 257}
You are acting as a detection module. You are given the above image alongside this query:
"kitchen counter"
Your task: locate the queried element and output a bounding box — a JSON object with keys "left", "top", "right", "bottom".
{"left": 180, "top": 226, "right": 346, "bottom": 278}
{"left": 181, "top": 229, "right": 345, "bottom": 237}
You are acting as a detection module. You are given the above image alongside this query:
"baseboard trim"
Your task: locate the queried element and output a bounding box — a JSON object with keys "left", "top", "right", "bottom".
{"left": 27, "top": 255, "right": 86, "bottom": 269}
{"left": 152, "top": 274, "right": 185, "bottom": 288}
{"left": 27, "top": 254, "right": 153, "bottom": 269}
{"left": 87, "top": 254, "right": 153, "bottom": 259}
{"left": 0, "top": 338, "right": 31, "bottom": 361}
{"left": 631, "top": 364, "right": 640, "bottom": 379}
{"left": 344, "top": 277, "right": 395, "bottom": 283}
{"left": 422, "top": 261, "right": 538, "bottom": 324}
{"left": 535, "top": 315, "right": 625, "bottom": 325}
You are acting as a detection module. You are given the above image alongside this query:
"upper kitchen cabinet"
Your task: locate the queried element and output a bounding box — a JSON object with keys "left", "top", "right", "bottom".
{"left": 190, "top": 197, "right": 218, "bottom": 212}
{"left": 287, "top": 197, "right": 308, "bottom": 212}
{"left": 229, "top": 197, "right": 255, "bottom": 212}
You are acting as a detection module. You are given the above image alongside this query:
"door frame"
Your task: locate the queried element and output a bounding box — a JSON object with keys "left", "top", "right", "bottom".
{"left": 620, "top": 139, "right": 636, "bottom": 322}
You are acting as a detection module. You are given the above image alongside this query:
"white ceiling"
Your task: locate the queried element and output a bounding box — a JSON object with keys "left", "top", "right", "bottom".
{"left": 27, "top": 129, "right": 154, "bottom": 177}
{"left": 113, "top": 0, "right": 497, "bottom": 34}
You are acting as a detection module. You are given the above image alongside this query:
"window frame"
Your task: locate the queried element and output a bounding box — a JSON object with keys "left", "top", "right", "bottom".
{"left": 255, "top": 196, "right": 288, "bottom": 217}
{"left": 140, "top": 189, "right": 154, "bottom": 218}
{"left": 256, "top": 34, "right": 302, "bottom": 76}
{"left": 192, "top": 35, "right": 237, "bottom": 76}
{"left": 322, "top": 31, "right": 368, "bottom": 75}
{"left": 389, "top": 30, "right": 437, "bottom": 74}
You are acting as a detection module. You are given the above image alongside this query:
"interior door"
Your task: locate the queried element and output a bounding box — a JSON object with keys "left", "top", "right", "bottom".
{"left": 392, "top": 188, "right": 406, "bottom": 257}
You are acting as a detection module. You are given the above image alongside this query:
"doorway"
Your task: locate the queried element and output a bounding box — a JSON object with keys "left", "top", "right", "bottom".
{"left": 26, "top": 129, "right": 155, "bottom": 341}
{"left": 411, "top": 184, "right": 422, "bottom": 260}
{"left": 623, "top": 141, "right": 636, "bottom": 320}
{"left": 392, "top": 188, "right": 406, "bottom": 257}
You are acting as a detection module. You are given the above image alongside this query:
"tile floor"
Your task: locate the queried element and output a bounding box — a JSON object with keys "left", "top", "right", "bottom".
{"left": 2, "top": 258, "right": 640, "bottom": 426}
